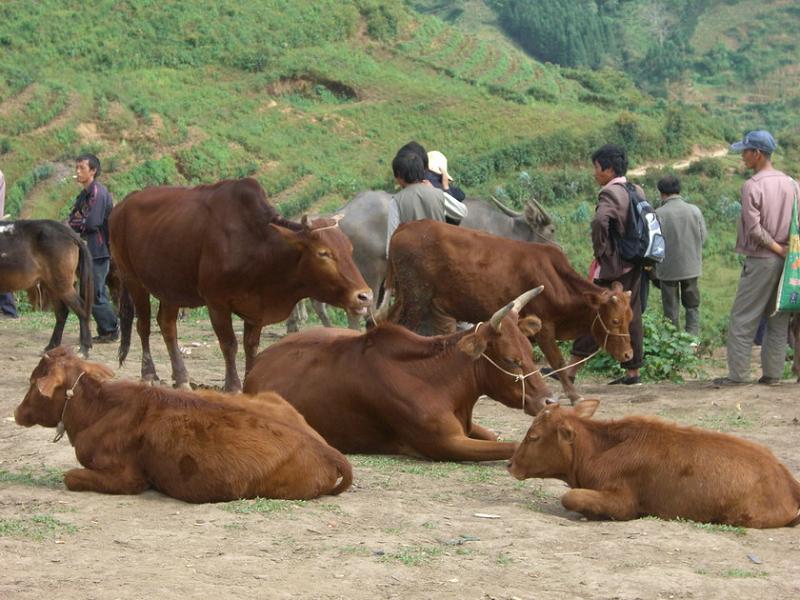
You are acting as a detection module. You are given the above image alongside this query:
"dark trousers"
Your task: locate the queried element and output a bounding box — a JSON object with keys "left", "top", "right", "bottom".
{"left": 0, "top": 292, "right": 17, "bottom": 317}
{"left": 572, "top": 267, "right": 644, "bottom": 370}
{"left": 92, "top": 258, "right": 118, "bottom": 335}
{"left": 660, "top": 278, "right": 700, "bottom": 336}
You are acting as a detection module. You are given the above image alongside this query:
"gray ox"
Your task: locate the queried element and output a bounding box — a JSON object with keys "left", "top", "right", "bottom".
{"left": 287, "top": 191, "right": 556, "bottom": 331}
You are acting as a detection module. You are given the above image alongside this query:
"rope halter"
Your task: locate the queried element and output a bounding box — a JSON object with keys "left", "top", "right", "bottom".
{"left": 475, "top": 322, "right": 541, "bottom": 411}
{"left": 592, "top": 312, "right": 630, "bottom": 351}
{"left": 53, "top": 372, "right": 85, "bottom": 443}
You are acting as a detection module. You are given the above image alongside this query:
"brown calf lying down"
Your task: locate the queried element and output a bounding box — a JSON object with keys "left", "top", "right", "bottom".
{"left": 14, "top": 347, "right": 351, "bottom": 503}
{"left": 508, "top": 400, "right": 800, "bottom": 528}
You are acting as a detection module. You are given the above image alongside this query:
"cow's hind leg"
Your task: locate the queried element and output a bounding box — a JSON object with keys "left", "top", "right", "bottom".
{"left": 64, "top": 466, "right": 148, "bottom": 495}
{"left": 45, "top": 299, "right": 69, "bottom": 353}
{"left": 128, "top": 283, "right": 159, "bottom": 384}
{"left": 57, "top": 290, "right": 93, "bottom": 357}
{"left": 207, "top": 305, "right": 241, "bottom": 392}
{"left": 561, "top": 488, "right": 637, "bottom": 521}
{"left": 157, "top": 301, "right": 190, "bottom": 388}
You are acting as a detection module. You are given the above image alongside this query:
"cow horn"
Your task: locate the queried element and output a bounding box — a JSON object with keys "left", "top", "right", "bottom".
{"left": 489, "top": 302, "right": 513, "bottom": 331}
{"left": 525, "top": 196, "right": 552, "bottom": 225}
{"left": 300, "top": 214, "right": 312, "bottom": 230}
{"left": 373, "top": 288, "right": 392, "bottom": 323}
{"left": 489, "top": 195, "right": 522, "bottom": 218}
{"left": 511, "top": 285, "right": 544, "bottom": 313}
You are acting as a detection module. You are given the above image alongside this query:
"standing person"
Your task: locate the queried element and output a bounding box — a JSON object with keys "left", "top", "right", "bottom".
{"left": 714, "top": 130, "right": 796, "bottom": 386}
{"left": 68, "top": 153, "right": 118, "bottom": 342}
{"left": 654, "top": 175, "right": 707, "bottom": 336}
{"left": 555, "top": 144, "right": 645, "bottom": 385}
{"left": 385, "top": 151, "right": 466, "bottom": 257}
{"left": 0, "top": 167, "right": 19, "bottom": 318}
{"left": 426, "top": 150, "right": 466, "bottom": 202}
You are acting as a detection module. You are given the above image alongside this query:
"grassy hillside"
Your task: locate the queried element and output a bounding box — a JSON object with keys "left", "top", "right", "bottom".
{"left": 0, "top": 0, "right": 728, "bottom": 223}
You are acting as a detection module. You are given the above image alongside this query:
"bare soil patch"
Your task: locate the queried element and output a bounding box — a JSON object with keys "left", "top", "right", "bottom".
{"left": 1, "top": 315, "right": 799, "bottom": 599}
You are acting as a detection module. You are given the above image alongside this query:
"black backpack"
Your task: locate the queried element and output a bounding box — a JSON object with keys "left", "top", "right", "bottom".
{"left": 613, "top": 183, "right": 665, "bottom": 267}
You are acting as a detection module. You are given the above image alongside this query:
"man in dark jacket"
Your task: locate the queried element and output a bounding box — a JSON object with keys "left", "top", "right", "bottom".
{"left": 547, "top": 144, "right": 644, "bottom": 385}
{"left": 68, "top": 153, "right": 118, "bottom": 342}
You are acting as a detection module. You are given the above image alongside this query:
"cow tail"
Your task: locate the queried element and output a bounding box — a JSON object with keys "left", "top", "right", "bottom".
{"left": 118, "top": 282, "right": 134, "bottom": 367}
{"left": 76, "top": 238, "right": 94, "bottom": 320}
{"left": 329, "top": 448, "right": 353, "bottom": 496}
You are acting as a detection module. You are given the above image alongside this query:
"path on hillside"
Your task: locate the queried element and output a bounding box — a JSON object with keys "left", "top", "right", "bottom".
{"left": 628, "top": 145, "right": 729, "bottom": 177}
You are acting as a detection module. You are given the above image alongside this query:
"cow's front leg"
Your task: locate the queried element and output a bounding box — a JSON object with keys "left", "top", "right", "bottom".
{"left": 535, "top": 328, "right": 582, "bottom": 404}
{"left": 157, "top": 301, "right": 189, "bottom": 388}
{"left": 64, "top": 465, "right": 149, "bottom": 495}
{"left": 561, "top": 488, "right": 638, "bottom": 521}
{"left": 207, "top": 305, "right": 240, "bottom": 392}
{"left": 468, "top": 422, "right": 499, "bottom": 441}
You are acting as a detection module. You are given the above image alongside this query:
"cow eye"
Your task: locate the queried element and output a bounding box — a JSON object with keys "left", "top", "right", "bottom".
{"left": 528, "top": 434, "right": 540, "bottom": 441}
{"left": 612, "top": 319, "right": 620, "bottom": 326}
{"left": 317, "top": 249, "right": 332, "bottom": 259}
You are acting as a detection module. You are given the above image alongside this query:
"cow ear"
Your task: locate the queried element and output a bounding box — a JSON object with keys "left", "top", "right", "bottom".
{"left": 557, "top": 424, "right": 576, "bottom": 444}
{"left": 574, "top": 399, "right": 599, "bottom": 418}
{"left": 36, "top": 367, "right": 65, "bottom": 399}
{"left": 269, "top": 223, "right": 306, "bottom": 252}
{"left": 582, "top": 290, "right": 608, "bottom": 310}
{"left": 457, "top": 331, "right": 488, "bottom": 359}
{"left": 517, "top": 315, "right": 542, "bottom": 337}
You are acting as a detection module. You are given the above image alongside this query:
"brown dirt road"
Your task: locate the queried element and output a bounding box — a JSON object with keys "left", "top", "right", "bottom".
{"left": 1, "top": 315, "right": 798, "bottom": 599}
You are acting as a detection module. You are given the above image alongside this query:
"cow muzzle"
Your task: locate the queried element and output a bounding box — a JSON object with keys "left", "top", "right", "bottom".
{"left": 350, "top": 289, "right": 373, "bottom": 315}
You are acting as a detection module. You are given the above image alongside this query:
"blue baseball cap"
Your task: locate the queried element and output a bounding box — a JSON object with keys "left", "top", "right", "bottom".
{"left": 730, "top": 130, "right": 777, "bottom": 154}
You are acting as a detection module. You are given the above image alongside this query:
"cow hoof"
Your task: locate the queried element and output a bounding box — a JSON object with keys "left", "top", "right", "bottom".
{"left": 176, "top": 382, "right": 192, "bottom": 390}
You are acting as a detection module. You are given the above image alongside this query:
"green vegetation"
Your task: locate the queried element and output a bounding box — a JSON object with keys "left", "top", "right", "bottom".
{"left": 0, "top": 467, "right": 64, "bottom": 489}
{"left": 380, "top": 544, "right": 445, "bottom": 566}
{"left": 2, "top": 0, "right": 799, "bottom": 378}
{"left": 219, "top": 497, "right": 306, "bottom": 514}
{"left": 0, "top": 514, "right": 77, "bottom": 540}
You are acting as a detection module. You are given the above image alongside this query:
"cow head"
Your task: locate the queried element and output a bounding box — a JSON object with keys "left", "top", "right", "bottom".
{"left": 271, "top": 216, "right": 372, "bottom": 315}
{"left": 507, "top": 400, "right": 599, "bottom": 480}
{"left": 14, "top": 346, "right": 114, "bottom": 428}
{"left": 456, "top": 287, "right": 555, "bottom": 415}
{"left": 582, "top": 281, "right": 634, "bottom": 363}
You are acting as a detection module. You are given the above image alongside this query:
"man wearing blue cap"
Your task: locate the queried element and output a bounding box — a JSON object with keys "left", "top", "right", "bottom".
{"left": 714, "top": 130, "right": 797, "bottom": 387}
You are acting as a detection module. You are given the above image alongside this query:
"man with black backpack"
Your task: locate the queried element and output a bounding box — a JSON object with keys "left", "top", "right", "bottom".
{"left": 556, "top": 144, "right": 655, "bottom": 385}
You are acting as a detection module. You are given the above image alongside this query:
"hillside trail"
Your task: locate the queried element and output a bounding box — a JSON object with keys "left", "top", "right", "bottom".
{"left": 627, "top": 145, "right": 729, "bottom": 177}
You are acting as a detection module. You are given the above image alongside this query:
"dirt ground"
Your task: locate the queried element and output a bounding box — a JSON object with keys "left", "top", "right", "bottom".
{"left": 1, "top": 314, "right": 799, "bottom": 600}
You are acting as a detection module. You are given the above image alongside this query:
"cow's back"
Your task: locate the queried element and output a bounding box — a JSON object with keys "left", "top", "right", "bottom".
{"left": 244, "top": 327, "right": 416, "bottom": 453}
{"left": 390, "top": 220, "right": 574, "bottom": 324}
{"left": 590, "top": 418, "right": 800, "bottom": 527}
{"left": 110, "top": 179, "right": 275, "bottom": 306}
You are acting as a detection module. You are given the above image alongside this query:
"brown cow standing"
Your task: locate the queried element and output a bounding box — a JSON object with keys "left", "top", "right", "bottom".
{"left": 386, "top": 220, "right": 633, "bottom": 403}
{"left": 244, "top": 289, "right": 554, "bottom": 462}
{"left": 110, "top": 178, "right": 372, "bottom": 391}
{"left": 14, "top": 347, "right": 352, "bottom": 502}
{"left": 508, "top": 400, "right": 800, "bottom": 528}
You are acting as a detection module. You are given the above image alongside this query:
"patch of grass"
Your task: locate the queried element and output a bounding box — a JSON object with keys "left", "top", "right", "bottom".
{"left": 720, "top": 568, "right": 768, "bottom": 579}
{"left": 317, "top": 503, "right": 346, "bottom": 515}
{"left": 0, "top": 514, "right": 77, "bottom": 540}
{"left": 222, "top": 522, "right": 246, "bottom": 531}
{"left": 496, "top": 552, "right": 514, "bottom": 566}
{"left": 0, "top": 467, "right": 64, "bottom": 489}
{"left": 689, "top": 521, "right": 746, "bottom": 537}
{"left": 219, "top": 497, "right": 306, "bottom": 514}
{"left": 339, "top": 544, "right": 372, "bottom": 556}
{"left": 421, "top": 521, "right": 436, "bottom": 529}
{"left": 695, "top": 409, "right": 755, "bottom": 431}
{"left": 380, "top": 544, "right": 445, "bottom": 566}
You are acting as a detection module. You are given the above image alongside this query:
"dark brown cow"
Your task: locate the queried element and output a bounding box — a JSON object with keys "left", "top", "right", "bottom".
{"left": 508, "top": 401, "right": 800, "bottom": 528}
{"left": 0, "top": 220, "right": 93, "bottom": 355}
{"left": 244, "top": 289, "right": 555, "bottom": 462}
{"left": 386, "top": 220, "right": 633, "bottom": 403}
{"left": 110, "top": 178, "right": 372, "bottom": 391}
{"left": 14, "top": 346, "right": 352, "bottom": 502}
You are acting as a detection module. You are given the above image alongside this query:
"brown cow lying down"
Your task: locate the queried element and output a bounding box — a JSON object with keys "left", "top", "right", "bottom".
{"left": 508, "top": 400, "right": 800, "bottom": 528}
{"left": 244, "top": 288, "right": 554, "bottom": 462}
{"left": 14, "top": 347, "right": 352, "bottom": 503}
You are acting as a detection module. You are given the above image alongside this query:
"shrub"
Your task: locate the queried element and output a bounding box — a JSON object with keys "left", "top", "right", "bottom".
{"left": 585, "top": 312, "right": 701, "bottom": 382}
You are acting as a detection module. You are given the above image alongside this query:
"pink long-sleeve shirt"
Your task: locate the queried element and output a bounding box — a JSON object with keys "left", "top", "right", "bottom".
{"left": 735, "top": 168, "right": 797, "bottom": 257}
